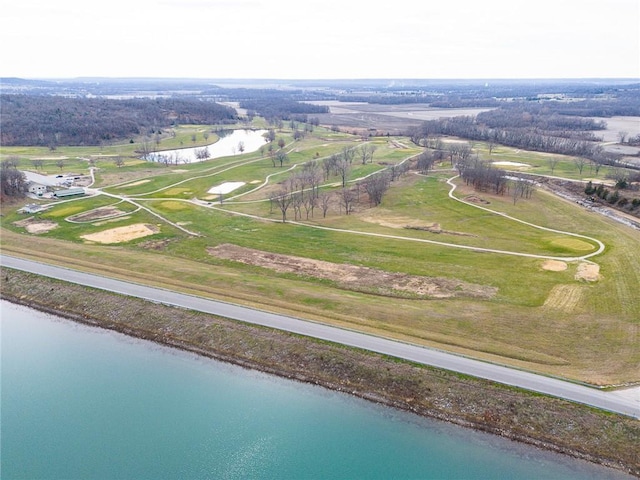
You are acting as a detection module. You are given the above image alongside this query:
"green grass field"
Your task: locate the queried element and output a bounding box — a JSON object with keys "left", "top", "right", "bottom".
{"left": 2, "top": 124, "right": 638, "bottom": 386}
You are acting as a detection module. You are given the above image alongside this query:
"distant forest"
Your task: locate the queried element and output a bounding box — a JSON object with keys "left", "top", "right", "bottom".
{"left": 1, "top": 78, "right": 639, "bottom": 149}
{"left": 0, "top": 95, "right": 237, "bottom": 147}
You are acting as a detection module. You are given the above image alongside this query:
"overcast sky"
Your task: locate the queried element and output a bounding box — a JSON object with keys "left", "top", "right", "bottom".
{"left": 1, "top": 0, "right": 638, "bottom": 79}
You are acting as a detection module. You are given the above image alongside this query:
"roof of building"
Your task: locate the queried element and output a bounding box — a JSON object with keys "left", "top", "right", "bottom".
{"left": 54, "top": 187, "right": 85, "bottom": 197}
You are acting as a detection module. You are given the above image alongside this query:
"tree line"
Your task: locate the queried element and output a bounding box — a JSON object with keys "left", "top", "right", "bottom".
{"left": 408, "top": 115, "right": 618, "bottom": 163}
{"left": 0, "top": 94, "right": 237, "bottom": 147}
{"left": 239, "top": 98, "right": 328, "bottom": 124}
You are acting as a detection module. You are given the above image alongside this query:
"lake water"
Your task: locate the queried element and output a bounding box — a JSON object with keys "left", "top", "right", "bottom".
{"left": 0, "top": 301, "right": 632, "bottom": 479}
{"left": 146, "top": 129, "right": 268, "bottom": 164}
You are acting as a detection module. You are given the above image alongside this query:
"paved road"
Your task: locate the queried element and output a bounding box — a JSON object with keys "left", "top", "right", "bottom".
{"left": 2, "top": 255, "right": 638, "bottom": 419}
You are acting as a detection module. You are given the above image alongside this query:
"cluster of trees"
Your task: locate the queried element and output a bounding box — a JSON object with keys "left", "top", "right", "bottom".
{"left": 585, "top": 180, "right": 640, "bottom": 211}
{"left": 0, "top": 95, "right": 237, "bottom": 147}
{"left": 268, "top": 148, "right": 410, "bottom": 222}
{"left": 269, "top": 161, "right": 325, "bottom": 222}
{"left": 239, "top": 98, "right": 328, "bottom": 124}
{"left": 0, "top": 158, "right": 27, "bottom": 201}
{"left": 457, "top": 158, "right": 509, "bottom": 195}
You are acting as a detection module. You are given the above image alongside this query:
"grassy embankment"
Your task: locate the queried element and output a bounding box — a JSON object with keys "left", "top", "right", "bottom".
{"left": 1, "top": 126, "right": 639, "bottom": 386}
{"left": 1, "top": 269, "right": 638, "bottom": 477}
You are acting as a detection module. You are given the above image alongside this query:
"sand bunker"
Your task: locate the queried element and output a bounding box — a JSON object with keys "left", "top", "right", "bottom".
{"left": 208, "top": 243, "right": 496, "bottom": 299}
{"left": 492, "top": 161, "right": 530, "bottom": 168}
{"left": 541, "top": 260, "right": 568, "bottom": 272}
{"left": 575, "top": 262, "right": 600, "bottom": 282}
{"left": 208, "top": 182, "right": 245, "bottom": 195}
{"left": 13, "top": 217, "right": 58, "bottom": 234}
{"left": 81, "top": 223, "right": 159, "bottom": 244}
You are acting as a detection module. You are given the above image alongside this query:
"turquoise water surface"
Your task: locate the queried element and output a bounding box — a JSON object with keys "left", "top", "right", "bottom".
{"left": 0, "top": 301, "right": 632, "bottom": 479}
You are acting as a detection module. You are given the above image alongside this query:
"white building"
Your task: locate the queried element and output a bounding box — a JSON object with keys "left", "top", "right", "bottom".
{"left": 28, "top": 182, "right": 47, "bottom": 196}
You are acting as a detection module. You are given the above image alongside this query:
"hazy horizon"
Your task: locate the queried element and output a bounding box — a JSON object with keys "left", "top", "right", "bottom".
{"left": 1, "top": 0, "right": 638, "bottom": 80}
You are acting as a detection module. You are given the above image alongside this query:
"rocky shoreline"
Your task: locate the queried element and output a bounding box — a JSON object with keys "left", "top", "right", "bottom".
{"left": 2, "top": 267, "right": 638, "bottom": 477}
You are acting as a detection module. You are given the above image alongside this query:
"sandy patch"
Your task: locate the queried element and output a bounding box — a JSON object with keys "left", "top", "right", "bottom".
{"left": 119, "top": 179, "right": 150, "bottom": 188}
{"left": 13, "top": 217, "right": 58, "bottom": 234}
{"left": 81, "top": 223, "right": 159, "bottom": 244}
{"left": 544, "top": 284, "right": 583, "bottom": 311}
{"left": 360, "top": 214, "right": 427, "bottom": 229}
{"left": 492, "top": 161, "right": 531, "bottom": 168}
{"left": 208, "top": 243, "right": 496, "bottom": 299}
{"left": 360, "top": 215, "right": 475, "bottom": 236}
{"left": 249, "top": 180, "right": 262, "bottom": 184}
{"left": 172, "top": 169, "right": 188, "bottom": 173}
{"left": 541, "top": 260, "right": 568, "bottom": 272}
{"left": 575, "top": 263, "right": 600, "bottom": 282}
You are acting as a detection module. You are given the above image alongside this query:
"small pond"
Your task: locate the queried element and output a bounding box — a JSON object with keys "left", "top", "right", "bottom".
{"left": 145, "top": 129, "right": 268, "bottom": 164}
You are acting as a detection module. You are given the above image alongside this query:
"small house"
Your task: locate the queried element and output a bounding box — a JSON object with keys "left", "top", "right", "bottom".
{"left": 21, "top": 204, "right": 45, "bottom": 214}
{"left": 28, "top": 182, "right": 47, "bottom": 196}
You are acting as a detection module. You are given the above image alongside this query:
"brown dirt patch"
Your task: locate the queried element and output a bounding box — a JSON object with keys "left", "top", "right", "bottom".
{"left": 208, "top": 243, "right": 497, "bottom": 299}
{"left": 575, "top": 263, "right": 601, "bottom": 282}
{"left": 360, "top": 214, "right": 476, "bottom": 237}
{"left": 12, "top": 217, "right": 58, "bottom": 234}
{"left": 464, "top": 194, "right": 491, "bottom": 205}
{"left": 541, "top": 260, "right": 568, "bottom": 272}
{"left": 81, "top": 223, "right": 159, "bottom": 244}
{"left": 68, "top": 206, "right": 126, "bottom": 222}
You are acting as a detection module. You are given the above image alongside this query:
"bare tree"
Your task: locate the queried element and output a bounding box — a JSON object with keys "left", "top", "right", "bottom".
{"left": 303, "top": 194, "right": 316, "bottom": 219}
{"left": 291, "top": 192, "right": 303, "bottom": 220}
{"left": 237, "top": 141, "right": 245, "bottom": 154}
{"left": 303, "top": 161, "right": 323, "bottom": 200}
{"left": 319, "top": 191, "right": 332, "bottom": 218}
{"left": 276, "top": 149, "right": 289, "bottom": 167}
{"left": 56, "top": 159, "right": 65, "bottom": 171}
{"left": 363, "top": 170, "right": 391, "bottom": 206}
{"left": 548, "top": 157, "right": 560, "bottom": 174}
{"left": 335, "top": 154, "right": 351, "bottom": 187}
{"left": 31, "top": 159, "right": 44, "bottom": 171}
{"left": 195, "top": 147, "right": 209, "bottom": 160}
{"left": 359, "top": 143, "right": 377, "bottom": 164}
{"left": 268, "top": 144, "right": 276, "bottom": 166}
{"left": 339, "top": 187, "right": 357, "bottom": 215}
{"left": 574, "top": 157, "right": 588, "bottom": 176}
{"left": 140, "top": 137, "right": 153, "bottom": 158}
{"left": 113, "top": 157, "right": 125, "bottom": 168}
{"left": 342, "top": 146, "right": 356, "bottom": 165}
{"left": 618, "top": 131, "right": 628, "bottom": 144}
{"left": 487, "top": 139, "right": 496, "bottom": 156}
{"left": 270, "top": 188, "right": 293, "bottom": 223}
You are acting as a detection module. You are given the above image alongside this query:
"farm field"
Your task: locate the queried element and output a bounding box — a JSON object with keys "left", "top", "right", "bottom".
{"left": 2, "top": 122, "right": 639, "bottom": 387}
